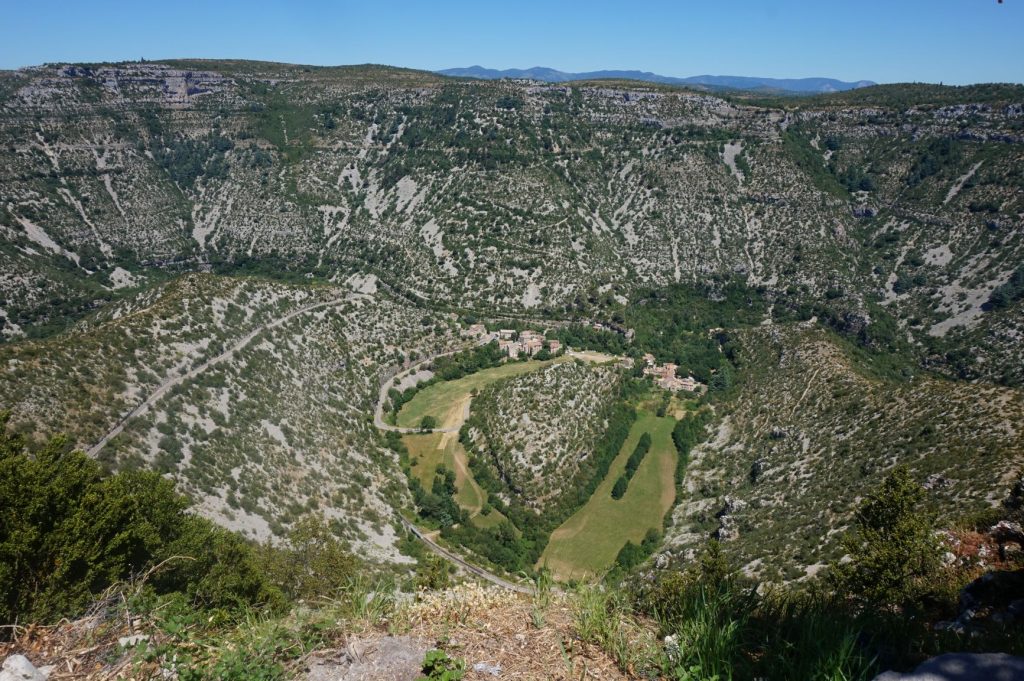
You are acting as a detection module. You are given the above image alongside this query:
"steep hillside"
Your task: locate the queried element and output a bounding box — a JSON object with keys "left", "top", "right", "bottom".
{"left": 466, "top": 359, "right": 624, "bottom": 509}
{"left": 664, "top": 322, "right": 1024, "bottom": 580}
{"left": 0, "top": 61, "right": 1021, "bottom": 387}
{"left": 0, "top": 272, "right": 462, "bottom": 560}
{"left": 1, "top": 59, "right": 1022, "bottom": 582}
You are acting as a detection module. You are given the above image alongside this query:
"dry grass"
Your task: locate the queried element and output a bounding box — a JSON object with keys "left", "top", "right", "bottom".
{"left": 541, "top": 409, "right": 678, "bottom": 580}
{"left": 0, "top": 584, "right": 660, "bottom": 680}
{"left": 399, "top": 585, "right": 640, "bottom": 680}
{"left": 0, "top": 596, "right": 152, "bottom": 680}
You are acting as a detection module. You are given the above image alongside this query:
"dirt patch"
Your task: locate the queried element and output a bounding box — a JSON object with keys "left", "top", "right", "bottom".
{"left": 405, "top": 586, "right": 631, "bottom": 680}
{"left": 568, "top": 350, "right": 617, "bottom": 364}
{"left": 723, "top": 141, "right": 745, "bottom": 183}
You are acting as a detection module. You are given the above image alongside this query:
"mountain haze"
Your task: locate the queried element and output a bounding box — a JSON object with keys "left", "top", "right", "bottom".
{"left": 437, "top": 65, "right": 876, "bottom": 92}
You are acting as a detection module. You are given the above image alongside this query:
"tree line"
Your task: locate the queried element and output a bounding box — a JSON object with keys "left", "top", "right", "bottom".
{"left": 611, "top": 432, "right": 651, "bottom": 499}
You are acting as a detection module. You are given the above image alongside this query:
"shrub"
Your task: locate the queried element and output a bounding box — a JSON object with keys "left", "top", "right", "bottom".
{"left": 416, "top": 649, "right": 465, "bottom": 680}
{"left": 0, "top": 419, "right": 197, "bottom": 623}
{"left": 0, "top": 414, "right": 335, "bottom": 625}
{"left": 829, "top": 466, "right": 941, "bottom": 610}
{"left": 986, "top": 265, "right": 1024, "bottom": 310}
{"left": 258, "top": 516, "right": 358, "bottom": 602}
{"left": 635, "top": 543, "right": 875, "bottom": 681}
{"left": 611, "top": 474, "right": 628, "bottom": 499}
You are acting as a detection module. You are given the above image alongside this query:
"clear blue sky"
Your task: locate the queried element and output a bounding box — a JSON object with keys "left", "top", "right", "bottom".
{"left": 1, "top": 0, "right": 1021, "bottom": 84}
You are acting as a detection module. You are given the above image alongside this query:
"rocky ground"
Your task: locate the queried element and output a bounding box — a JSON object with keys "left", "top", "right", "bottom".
{"left": 0, "top": 584, "right": 647, "bottom": 681}
{"left": 0, "top": 63, "right": 1021, "bottom": 381}
{"left": 0, "top": 272, "right": 466, "bottom": 559}
{"left": 664, "top": 323, "right": 1024, "bottom": 580}
{"left": 465, "top": 360, "right": 624, "bottom": 509}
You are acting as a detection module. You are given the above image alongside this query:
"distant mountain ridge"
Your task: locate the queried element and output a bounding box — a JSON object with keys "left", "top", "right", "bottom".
{"left": 437, "top": 65, "right": 875, "bottom": 93}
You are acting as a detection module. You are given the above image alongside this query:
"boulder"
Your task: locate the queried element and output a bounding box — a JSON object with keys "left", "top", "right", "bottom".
{"left": 715, "top": 514, "right": 740, "bottom": 542}
{"left": 989, "top": 521, "right": 1024, "bottom": 560}
{"left": 719, "top": 495, "right": 747, "bottom": 516}
{"left": 872, "top": 652, "right": 1024, "bottom": 680}
{"left": 959, "top": 569, "right": 1024, "bottom": 614}
{"left": 0, "top": 655, "right": 48, "bottom": 681}
{"left": 304, "top": 635, "right": 430, "bottom": 681}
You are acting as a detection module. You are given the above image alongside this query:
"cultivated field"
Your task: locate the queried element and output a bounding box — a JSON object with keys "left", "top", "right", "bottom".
{"left": 540, "top": 408, "right": 678, "bottom": 580}
{"left": 403, "top": 430, "right": 506, "bottom": 528}
{"left": 397, "top": 359, "right": 567, "bottom": 527}
{"left": 395, "top": 358, "right": 566, "bottom": 429}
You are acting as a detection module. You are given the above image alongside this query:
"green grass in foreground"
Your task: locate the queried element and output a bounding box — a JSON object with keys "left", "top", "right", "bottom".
{"left": 540, "top": 408, "right": 677, "bottom": 580}
{"left": 395, "top": 358, "right": 565, "bottom": 429}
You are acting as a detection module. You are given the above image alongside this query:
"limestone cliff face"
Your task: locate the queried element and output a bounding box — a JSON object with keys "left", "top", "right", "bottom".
{"left": 1, "top": 63, "right": 1021, "bottom": 377}
{"left": 1, "top": 61, "right": 1022, "bottom": 573}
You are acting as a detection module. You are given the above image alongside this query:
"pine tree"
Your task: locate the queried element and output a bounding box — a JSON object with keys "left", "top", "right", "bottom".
{"left": 830, "top": 466, "right": 940, "bottom": 609}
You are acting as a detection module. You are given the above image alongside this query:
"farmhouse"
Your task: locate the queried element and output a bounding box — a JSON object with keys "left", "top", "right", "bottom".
{"left": 464, "top": 323, "right": 489, "bottom": 338}
{"left": 643, "top": 359, "right": 703, "bottom": 393}
{"left": 495, "top": 329, "right": 560, "bottom": 358}
{"left": 677, "top": 375, "right": 700, "bottom": 392}
{"left": 499, "top": 339, "right": 520, "bottom": 358}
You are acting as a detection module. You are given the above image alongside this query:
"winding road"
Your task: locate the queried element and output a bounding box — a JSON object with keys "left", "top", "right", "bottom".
{"left": 86, "top": 296, "right": 352, "bottom": 457}
{"left": 372, "top": 336, "right": 492, "bottom": 434}
{"left": 400, "top": 518, "right": 534, "bottom": 594}
{"left": 377, "top": 340, "right": 545, "bottom": 594}
{"left": 86, "top": 300, "right": 544, "bottom": 595}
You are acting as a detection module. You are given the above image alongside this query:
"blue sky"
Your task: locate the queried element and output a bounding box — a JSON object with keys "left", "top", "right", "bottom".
{"left": 1, "top": 0, "right": 1021, "bottom": 84}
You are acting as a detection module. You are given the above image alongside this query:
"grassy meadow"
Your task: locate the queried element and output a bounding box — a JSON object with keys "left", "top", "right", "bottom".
{"left": 395, "top": 358, "right": 566, "bottom": 429}
{"left": 540, "top": 408, "right": 678, "bottom": 580}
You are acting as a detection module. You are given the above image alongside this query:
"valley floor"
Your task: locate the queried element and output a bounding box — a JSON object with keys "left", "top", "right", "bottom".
{"left": 541, "top": 408, "right": 677, "bottom": 580}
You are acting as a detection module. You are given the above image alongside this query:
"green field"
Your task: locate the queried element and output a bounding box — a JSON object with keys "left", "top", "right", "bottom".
{"left": 539, "top": 408, "right": 678, "bottom": 581}
{"left": 398, "top": 359, "right": 569, "bottom": 527}
{"left": 403, "top": 430, "right": 509, "bottom": 528}
{"left": 396, "top": 358, "right": 566, "bottom": 429}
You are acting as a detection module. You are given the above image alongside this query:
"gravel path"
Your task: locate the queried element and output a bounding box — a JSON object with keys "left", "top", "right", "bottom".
{"left": 400, "top": 518, "right": 534, "bottom": 594}
{"left": 86, "top": 297, "right": 351, "bottom": 457}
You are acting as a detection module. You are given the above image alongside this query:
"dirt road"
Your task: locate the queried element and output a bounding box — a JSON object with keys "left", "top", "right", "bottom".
{"left": 86, "top": 297, "right": 351, "bottom": 457}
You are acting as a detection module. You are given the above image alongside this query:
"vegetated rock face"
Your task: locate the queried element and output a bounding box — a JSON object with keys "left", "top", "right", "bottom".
{"left": 1, "top": 60, "right": 1024, "bottom": 571}
{"left": 468, "top": 360, "right": 624, "bottom": 509}
{"left": 0, "top": 62, "right": 1022, "bottom": 386}
{"left": 0, "top": 272, "right": 463, "bottom": 559}
{"left": 665, "top": 323, "right": 1024, "bottom": 581}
